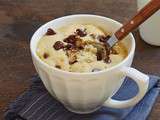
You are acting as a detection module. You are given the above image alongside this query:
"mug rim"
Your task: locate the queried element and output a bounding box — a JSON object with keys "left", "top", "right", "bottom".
{"left": 30, "top": 14, "right": 135, "bottom": 75}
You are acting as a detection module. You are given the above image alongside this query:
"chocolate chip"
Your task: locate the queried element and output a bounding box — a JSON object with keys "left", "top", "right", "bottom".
{"left": 63, "top": 34, "right": 86, "bottom": 51}
{"left": 75, "top": 29, "right": 87, "bottom": 37}
{"left": 107, "top": 59, "right": 111, "bottom": 63}
{"left": 65, "top": 43, "right": 76, "bottom": 50}
{"left": 103, "top": 44, "right": 110, "bottom": 56}
{"left": 46, "top": 28, "right": 56, "bottom": 35}
{"left": 55, "top": 65, "right": 61, "bottom": 69}
{"left": 106, "top": 35, "right": 111, "bottom": 40}
{"left": 96, "top": 51, "right": 103, "bottom": 61}
{"left": 104, "top": 57, "right": 111, "bottom": 63}
{"left": 63, "top": 35, "right": 77, "bottom": 44}
{"left": 53, "top": 41, "right": 64, "bottom": 50}
{"left": 43, "top": 53, "right": 49, "bottom": 59}
{"left": 105, "top": 48, "right": 110, "bottom": 55}
{"left": 92, "top": 68, "right": 101, "bottom": 72}
{"left": 98, "top": 35, "right": 111, "bottom": 43}
{"left": 98, "top": 35, "right": 106, "bottom": 42}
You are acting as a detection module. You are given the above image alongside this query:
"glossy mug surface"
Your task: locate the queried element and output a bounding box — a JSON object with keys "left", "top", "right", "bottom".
{"left": 30, "top": 14, "right": 149, "bottom": 114}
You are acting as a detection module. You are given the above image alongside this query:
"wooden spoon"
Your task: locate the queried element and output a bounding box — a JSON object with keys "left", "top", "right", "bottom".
{"left": 106, "top": 0, "right": 160, "bottom": 48}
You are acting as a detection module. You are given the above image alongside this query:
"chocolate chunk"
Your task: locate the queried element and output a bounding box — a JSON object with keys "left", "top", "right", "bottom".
{"left": 63, "top": 35, "right": 86, "bottom": 50}
{"left": 63, "top": 35, "right": 77, "bottom": 44}
{"left": 106, "top": 35, "right": 111, "bottom": 39}
{"left": 98, "top": 35, "right": 106, "bottom": 42}
{"left": 104, "top": 57, "right": 111, "bottom": 63}
{"left": 43, "top": 53, "right": 49, "bottom": 59}
{"left": 98, "top": 35, "right": 111, "bottom": 43}
{"left": 53, "top": 41, "right": 64, "bottom": 50}
{"left": 46, "top": 28, "right": 56, "bottom": 35}
{"left": 55, "top": 65, "right": 61, "bottom": 69}
{"left": 107, "top": 59, "right": 111, "bottom": 63}
{"left": 105, "top": 48, "right": 110, "bottom": 55}
{"left": 96, "top": 51, "right": 103, "bottom": 61}
{"left": 103, "top": 43, "right": 110, "bottom": 56}
{"left": 75, "top": 29, "right": 87, "bottom": 37}
{"left": 65, "top": 43, "right": 76, "bottom": 50}
{"left": 92, "top": 68, "right": 101, "bottom": 72}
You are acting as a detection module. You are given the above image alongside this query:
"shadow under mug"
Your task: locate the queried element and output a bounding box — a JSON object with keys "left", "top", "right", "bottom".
{"left": 30, "top": 14, "right": 149, "bottom": 114}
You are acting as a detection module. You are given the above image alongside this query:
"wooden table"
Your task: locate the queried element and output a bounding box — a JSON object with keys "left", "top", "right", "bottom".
{"left": 0, "top": 0, "right": 159, "bottom": 119}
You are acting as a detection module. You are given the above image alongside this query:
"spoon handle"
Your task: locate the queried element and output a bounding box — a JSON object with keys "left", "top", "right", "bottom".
{"left": 115, "top": 0, "right": 160, "bottom": 41}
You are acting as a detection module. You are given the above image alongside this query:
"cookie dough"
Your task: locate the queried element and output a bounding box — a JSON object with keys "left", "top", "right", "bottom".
{"left": 36, "top": 24, "right": 128, "bottom": 72}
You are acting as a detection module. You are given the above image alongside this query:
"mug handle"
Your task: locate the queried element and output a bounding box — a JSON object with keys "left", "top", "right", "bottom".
{"left": 103, "top": 67, "right": 149, "bottom": 108}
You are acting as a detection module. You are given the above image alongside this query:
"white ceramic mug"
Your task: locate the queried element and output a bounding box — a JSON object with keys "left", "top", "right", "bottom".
{"left": 137, "top": 0, "right": 160, "bottom": 46}
{"left": 30, "top": 14, "right": 149, "bottom": 114}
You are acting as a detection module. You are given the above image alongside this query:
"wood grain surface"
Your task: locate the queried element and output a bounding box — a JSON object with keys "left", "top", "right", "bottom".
{"left": 0, "top": 0, "right": 159, "bottom": 120}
